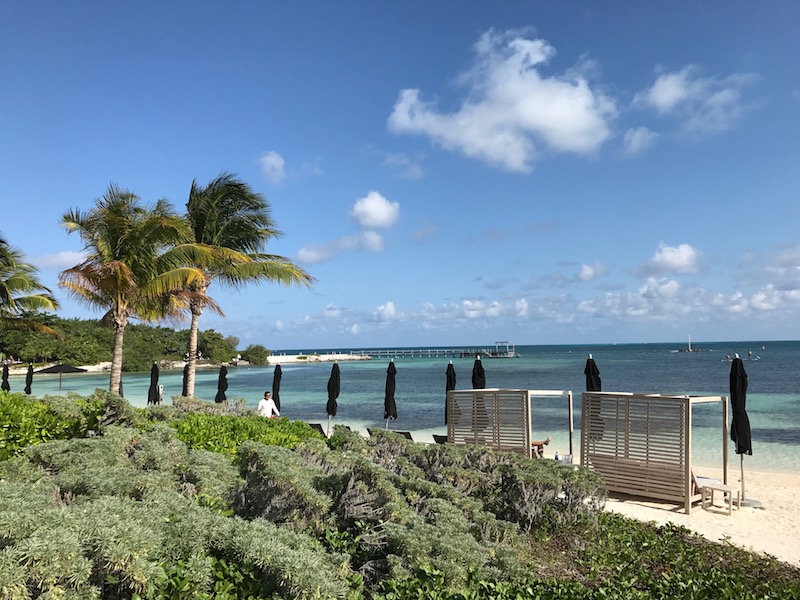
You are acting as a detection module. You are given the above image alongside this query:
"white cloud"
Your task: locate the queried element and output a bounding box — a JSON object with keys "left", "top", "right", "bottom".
{"left": 351, "top": 191, "right": 400, "bottom": 229}
{"left": 388, "top": 28, "right": 616, "bottom": 172}
{"left": 515, "top": 298, "right": 529, "bottom": 317}
{"left": 644, "top": 243, "right": 701, "bottom": 275}
{"left": 33, "top": 251, "right": 86, "bottom": 269}
{"left": 579, "top": 262, "right": 607, "bottom": 281}
{"left": 383, "top": 152, "right": 425, "bottom": 179}
{"left": 296, "top": 231, "right": 385, "bottom": 264}
{"left": 376, "top": 301, "right": 397, "bottom": 321}
{"left": 259, "top": 151, "right": 286, "bottom": 184}
{"left": 634, "top": 66, "right": 758, "bottom": 135}
{"left": 411, "top": 224, "right": 436, "bottom": 243}
{"left": 623, "top": 127, "right": 659, "bottom": 155}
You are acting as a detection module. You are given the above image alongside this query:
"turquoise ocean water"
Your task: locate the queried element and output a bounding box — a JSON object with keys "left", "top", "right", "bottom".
{"left": 8, "top": 341, "right": 799, "bottom": 473}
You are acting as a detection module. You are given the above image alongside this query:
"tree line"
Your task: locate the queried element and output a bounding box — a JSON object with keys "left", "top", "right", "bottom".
{"left": 0, "top": 314, "right": 270, "bottom": 371}
{"left": 1, "top": 173, "right": 312, "bottom": 383}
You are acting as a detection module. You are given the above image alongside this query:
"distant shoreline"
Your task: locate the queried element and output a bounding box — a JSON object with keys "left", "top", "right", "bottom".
{"left": 4, "top": 352, "right": 370, "bottom": 377}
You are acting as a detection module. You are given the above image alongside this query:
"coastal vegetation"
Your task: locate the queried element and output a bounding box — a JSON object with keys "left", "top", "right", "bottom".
{"left": 59, "top": 185, "right": 219, "bottom": 394}
{"left": 0, "top": 315, "right": 240, "bottom": 372}
{"left": 181, "top": 173, "right": 313, "bottom": 397}
{"left": 1, "top": 390, "right": 798, "bottom": 598}
{"left": 1, "top": 172, "right": 309, "bottom": 395}
{"left": 0, "top": 236, "right": 60, "bottom": 335}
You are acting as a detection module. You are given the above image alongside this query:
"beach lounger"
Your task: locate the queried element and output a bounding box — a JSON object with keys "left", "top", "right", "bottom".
{"left": 432, "top": 434, "right": 448, "bottom": 444}
{"left": 308, "top": 423, "right": 326, "bottom": 436}
{"left": 368, "top": 428, "right": 412, "bottom": 440}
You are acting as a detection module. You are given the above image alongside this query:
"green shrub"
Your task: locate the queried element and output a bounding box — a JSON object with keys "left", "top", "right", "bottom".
{"left": 170, "top": 413, "right": 323, "bottom": 454}
{"left": 3, "top": 391, "right": 800, "bottom": 599}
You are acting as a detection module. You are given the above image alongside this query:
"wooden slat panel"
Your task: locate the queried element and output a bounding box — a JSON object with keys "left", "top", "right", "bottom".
{"left": 447, "top": 389, "right": 531, "bottom": 457}
{"left": 581, "top": 392, "right": 723, "bottom": 514}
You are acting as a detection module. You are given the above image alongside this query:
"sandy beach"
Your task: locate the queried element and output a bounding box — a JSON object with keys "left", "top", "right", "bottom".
{"left": 604, "top": 466, "right": 800, "bottom": 567}
{"left": 4, "top": 352, "right": 369, "bottom": 376}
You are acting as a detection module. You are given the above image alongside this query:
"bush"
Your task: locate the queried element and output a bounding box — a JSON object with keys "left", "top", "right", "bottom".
{"left": 170, "top": 413, "right": 323, "bottom": 454}
{"left": 3, "top": 392, "right": 800, "bottom": 599}
{"left": 0, "top": 389, "right": 139, "bottom": 460}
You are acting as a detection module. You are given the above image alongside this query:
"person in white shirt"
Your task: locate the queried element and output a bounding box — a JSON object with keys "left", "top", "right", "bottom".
{"left": 257, "top": 390, "right": 280, "bottom": 419}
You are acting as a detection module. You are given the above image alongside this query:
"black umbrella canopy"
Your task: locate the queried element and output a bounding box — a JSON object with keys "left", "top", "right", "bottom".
{"left": 35, "top": 363, "right": 88, "bottom": 391}
{"left": 214, "top": 365, "right": 228, "bottom": 403}
{"left": 730, "top": 357, "right": 752, "bottom": 455}
{"left": 1, "top": 363, "right": 9, "bottom": 392}
{"left": 384, "top": 361, "right": 397, "bottom": 424}
{"left": 444, "top": 362, "right": 456, "bottom": 425}
{"left": 272, "top": 364, "right": 282, "bottom": 412}
{"left": 326, "top": 363, "right": 340, "bottom": 417}
{"left": 584, "top": 355, "right": 601, "bottom": 392}
{"left": 147, "top": 362, "right": 160, "bottom": 405}
{"left": 24, "top": 364, "right": 33, "bottom": 395}
{"left": 471, "top": 357, "right": 486, "bottom": 389}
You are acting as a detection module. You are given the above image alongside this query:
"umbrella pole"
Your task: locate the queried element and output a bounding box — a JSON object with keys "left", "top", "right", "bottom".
{"left": 385, "top": 417, "right": 389, "bottom": 431}
{"left": 741, "top": 454, "right": 745, "bottom": 502}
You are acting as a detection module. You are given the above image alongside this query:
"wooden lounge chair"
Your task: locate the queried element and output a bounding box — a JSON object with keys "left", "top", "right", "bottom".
{"left": 308, "top": 423, "right": 326, "bottom": 436}
{"left": 395, "top": 430, "right": 413, "bottom": 440}
{"left": 432, "top": 434, "right": 448, "bottom": 444}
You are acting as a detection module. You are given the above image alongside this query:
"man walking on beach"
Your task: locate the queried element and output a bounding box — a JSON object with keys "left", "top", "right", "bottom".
{"left": 258, "top": 391, "right": 280, "bottom": 419}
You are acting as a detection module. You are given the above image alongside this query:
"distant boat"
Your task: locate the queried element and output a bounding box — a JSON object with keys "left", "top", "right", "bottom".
{"left": 677, "top": 335, "right": 705, "bottom": 353}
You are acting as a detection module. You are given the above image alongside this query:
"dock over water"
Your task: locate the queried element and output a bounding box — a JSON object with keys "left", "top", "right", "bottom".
{"left": 350, "top": 348, "right": 479, "bottom": 359}
{"left": 350, "top": 342, "right": 518, "bottom": 360}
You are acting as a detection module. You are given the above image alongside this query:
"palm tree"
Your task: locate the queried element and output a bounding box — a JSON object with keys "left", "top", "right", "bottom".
{"left": 182, "top": 173, "right": 313, "bottom": 396}
{"left": 0, "top": 235, "right": 60, "bottom": 334}
{"left": 59, "top": 184, "right": 217, "bottom": 394}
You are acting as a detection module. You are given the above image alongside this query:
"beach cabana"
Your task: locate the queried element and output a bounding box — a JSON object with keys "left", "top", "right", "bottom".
{"left": 580, "top": 392, "right": 728, "bottom": 514}
{"left": 446, "top": 388, "right": 574, "bottom": 458}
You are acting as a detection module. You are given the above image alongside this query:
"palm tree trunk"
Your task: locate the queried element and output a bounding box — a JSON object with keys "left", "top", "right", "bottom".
{"left": 109, "top": 317, "right": 126, "bottom": 394}
{"left": 185, "top": 304, "right": 202, "bottom": 397}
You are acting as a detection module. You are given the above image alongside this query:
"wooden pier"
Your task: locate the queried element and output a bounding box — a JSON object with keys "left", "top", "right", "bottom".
{"left": 350, "top": 342, "right": 517, "bottom": 360}
{"left": 350, "top": 348, "right": 481, "bottom": 359}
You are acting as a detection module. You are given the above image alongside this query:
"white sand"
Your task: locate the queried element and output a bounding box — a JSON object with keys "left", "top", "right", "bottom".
{"left": 267, "top": 352, "right": 371, "bottom": 365}
{"left": 5, "top": 353, "right": 370, "bottom": 376}
{"left": 604, "top": 466, "right": 800, "bottom": 566}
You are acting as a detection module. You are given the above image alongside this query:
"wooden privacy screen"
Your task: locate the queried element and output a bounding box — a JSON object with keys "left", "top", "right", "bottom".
{"left": 581, "top": 392, "right": 727, "bottom": 514}
{"left": 447, "top": 389, "right": 532, "bottom": 458}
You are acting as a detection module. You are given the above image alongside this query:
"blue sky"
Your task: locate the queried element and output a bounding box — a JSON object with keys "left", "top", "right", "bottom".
{"left": 2, "top": 2, "right": 799, "bottom": 350}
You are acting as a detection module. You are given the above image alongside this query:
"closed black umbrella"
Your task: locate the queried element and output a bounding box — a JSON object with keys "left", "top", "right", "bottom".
{"left": 214, "top": 365, "right": 228, "bottom": 403}
{"left": 584, "top": 354, "right": 601, "bottom": 392}
{"left": 272, "top": 364, "right": 282, "bottom": 412}
{"left": 471, "top": 357, "right": 485, "bottom": 389}
{"left": 1, "top": 363, "right": 9, "bottom": 392}
{"left": 471, "top": 357, "right": 487, "bottom": 434}
{"left": 384, "top": 361, "right": 397, "bottom": 429}
{"left": 24, "top": 364, "right": 33, "bottom": 395}
{"left": 147, "top": 362, "right": 160, "bottom": 405}
{"left": 182, "top": 363, "right": 189, "bottom": 397}
{"left": 445, "top": 361, "right": 456, "bottom": 425}
{"left": 35, "top": 363, "right": 88, "bottom": 391}
{"left": 326, "top": 363, "right": 340, "bottom": 435}
{"left": 730, "top": 355, "right": 752, "bottom": 501}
